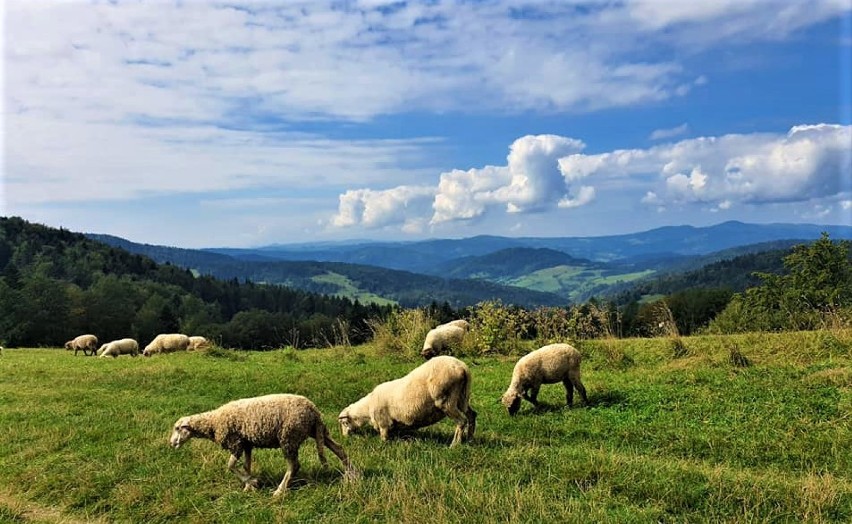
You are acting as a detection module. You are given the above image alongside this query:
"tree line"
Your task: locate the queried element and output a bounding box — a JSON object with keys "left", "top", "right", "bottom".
{"left": 0, "top": 217, "right": 391, "bottom": 349}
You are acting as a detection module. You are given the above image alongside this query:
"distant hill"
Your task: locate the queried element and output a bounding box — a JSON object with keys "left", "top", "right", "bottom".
{"left": 205, "top": 221, "right": 852, "bottom": 272}
{"left": 427, "top": 248, "right": 604, "bottom": 280}
{"left": 88, "top": 235, "right": 566, "bottom": 308}
{"left": 90, "top": 221, "right": 852, "bottom": 305}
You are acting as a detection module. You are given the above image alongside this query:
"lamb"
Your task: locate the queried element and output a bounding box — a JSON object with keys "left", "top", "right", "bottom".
{"left": 98, "top": 338, "right": 140, "bottom": 358}
{"left": 501, "top": 343, "right": 588, "bottom": 415}
{"left": 64, "top": 334, "right": 99, "bottom": 356}
{"left": 142, "top": 333, "right": 190, "bottom": 356}
{"left": 169, "top": 393, "right": 356, "bottom": 497}
{"left": 187, "top": 336, "right": 211, "bottom": 351}
{"left": 338, "top": 355, "right": 476, "bottom": 446}
{"left": 420, "top": 324, "right": 467, "bottom": 359}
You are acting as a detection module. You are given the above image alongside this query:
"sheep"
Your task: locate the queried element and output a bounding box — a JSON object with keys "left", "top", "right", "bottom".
{"left": 187, "top": 336, "right": 211, "bottom": 351}
{"left": 97, "top": 338, "right": 140, "bottom": 358}
{"left": 501, "top": 343, "right": 588, "bottom": 415}
{"left": 442, "top": 319, "right": 470, "bottom": 332}
{"left": 142, "top": 333, "right": 190, "bottom": 356}
{"left": 420, "top": 324, "right": 467, "bottom": 359}
{"left": 64, "top": 334, "right": 99, "bottom": 356}
{"left": 169, "top": 393, "right": 356, "bottom": 497}
{"left": 338, "top": 355, "right": 476, "bottom": 447}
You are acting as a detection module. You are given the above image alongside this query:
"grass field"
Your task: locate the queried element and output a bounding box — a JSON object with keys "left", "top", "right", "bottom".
{"left": 0, "top": 331, "right": 850, "bottom": 523}
{"left": 506, "top": 265, "right": 655, "bottom": 301}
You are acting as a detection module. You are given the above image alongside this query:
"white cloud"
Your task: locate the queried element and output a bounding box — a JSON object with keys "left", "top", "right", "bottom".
{"left": 558, "top": 186, "right": 597, "bottom": 209}
{"left": 841, "top": 200, "right": 852, "bottom": 210}
{"left": 433, "top": 135, "right": 586, "bottom": 223}
{"left": 650, "top": 123, "right": 690, "bottom": 141}
{"left": 331, "top": 185, "right": 435, "bottom": 230}
{"left": 560, "top": 124, "right": 852, "bottom": 208}
{"left": 330, "top": 123, "right": 852, "bottom": 233}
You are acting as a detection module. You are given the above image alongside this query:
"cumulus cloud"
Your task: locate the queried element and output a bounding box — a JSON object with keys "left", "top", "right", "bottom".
{"left": 558, "top": 186, "right": 597, "bottom": 209}
{"left": 331, "top": 185, "right": 435, "bottom": 230}
{"left": 433, "top": 135, "right": 587, "bottom": 223}
{"left": 330, "top": 123, "right": 852, "bottom": 233}
{"left": 560, "top": 124, "right": 852, "bottom": 208}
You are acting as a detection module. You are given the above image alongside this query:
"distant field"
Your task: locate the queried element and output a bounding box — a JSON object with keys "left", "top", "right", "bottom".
{"left": 1, "top": 331, "right": 850, "bottom": 523}
{"left": 310, "top": 272, "right": 398, "bottom": 306}
{"left": 507, "top": 265, "right": 655, "bottom": 300}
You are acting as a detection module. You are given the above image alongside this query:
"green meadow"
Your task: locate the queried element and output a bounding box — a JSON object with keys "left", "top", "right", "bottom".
{"left": 0, "top": 331, "right": 850, "bottom": 523}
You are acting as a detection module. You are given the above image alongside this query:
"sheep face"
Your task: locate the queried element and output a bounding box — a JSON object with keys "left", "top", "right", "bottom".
{"left": 338, "top": 408, "right": 368, "bottom": 437}
{"left": 501, "top": 392, "right": 522, "bottom": 416}
{"left": 420, "top": 346, "right": 436, "bottom": 360}
{"left": 169, "top": 417, "right": 194, "bottom": 448}
{"left": 64, "top": 341, "right": 73, "bottom": 350}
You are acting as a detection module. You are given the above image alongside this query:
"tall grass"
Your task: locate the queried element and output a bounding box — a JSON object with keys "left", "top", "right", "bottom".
{"left": 0, "top": 330, "right": 850, "bottom": 523}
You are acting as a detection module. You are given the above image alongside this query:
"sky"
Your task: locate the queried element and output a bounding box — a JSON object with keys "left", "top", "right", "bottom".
{"left": 3, "top": 0, "right": 852, "bottom": 248}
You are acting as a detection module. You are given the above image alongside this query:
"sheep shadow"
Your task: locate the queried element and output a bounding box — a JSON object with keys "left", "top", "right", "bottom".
{"left": 512, "top": 389, "right": 628, "bottom": 416}
{"left": 250, "top": 464, "right": 361, "bottom": 492}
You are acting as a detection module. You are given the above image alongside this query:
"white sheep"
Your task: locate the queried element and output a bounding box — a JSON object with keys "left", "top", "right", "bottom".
{"left": 169, "top": 393, "right": 356, "bottom": 497}
{"left": 501, "top": 343, "right": 588, "bottom": 415}
{"left": 98, "top": 338, "right": 140, "bottom": 358}
{"left": 142, "top": 333, "right": 190, "bottom": 356}
{"left": 442, "top": 319, "right": 470, "bottom": 332}
{"left": 64, "top": 334, "right": 99, "bottom": 356}
{"left": 420, "top": 324, "right": 467, "bottom": 359}
{"left": 338, "top": 355, "right": 476, "bottom": 446}
{"left": 187, "top": 336, "right": 211, "bottom": 351}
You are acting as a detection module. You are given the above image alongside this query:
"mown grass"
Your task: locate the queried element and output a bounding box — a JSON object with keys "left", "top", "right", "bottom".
{"left": 0, "top": 331, "right": 850, "bottom": 523}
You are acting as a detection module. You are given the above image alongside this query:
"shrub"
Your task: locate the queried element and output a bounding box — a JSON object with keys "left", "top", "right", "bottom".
{"left": 367, "top": 308, "right": 433, "bottom": 358}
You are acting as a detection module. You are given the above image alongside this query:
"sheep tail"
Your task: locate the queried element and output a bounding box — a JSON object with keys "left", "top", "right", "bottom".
{"left": 316, "top": 420, "right": 354, "bottom": 472}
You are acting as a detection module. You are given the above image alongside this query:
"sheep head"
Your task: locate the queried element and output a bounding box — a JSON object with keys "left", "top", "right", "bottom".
{"left": 501, "top": 392, "right": 522, "bottom": 416}
{"left": 169, "top": 417, "right": 194, "bottom": 448}
{"left": 64, "top": 341, "right": 73, "bottom": 350}
{"left": 420, "top": 346, "right": 436, "bottom": 360}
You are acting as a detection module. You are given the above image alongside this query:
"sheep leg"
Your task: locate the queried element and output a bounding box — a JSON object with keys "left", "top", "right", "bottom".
{"left": 226, "top": 451, "right": 257, "bottom": 490}
{"left": 438, "top": 400, "right": 469, "bottom": 447}
{"left": 273, "top": 450, "right": 300, "bottom": 497}
{"left": 465, "top": 407, "right": 477, "bottom": 441}
{"left": 563, "top": 378, "right": 575, "bottom": 407}
{"left": 568, "top": 369, "right": 589, "bottom": 405}
{"left": 522, "top": 385, "right": 541, "bottom": 407}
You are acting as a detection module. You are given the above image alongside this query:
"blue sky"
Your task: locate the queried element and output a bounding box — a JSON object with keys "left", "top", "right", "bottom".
{"left": 3, "top": 0, "right": 852, "bottom": 248}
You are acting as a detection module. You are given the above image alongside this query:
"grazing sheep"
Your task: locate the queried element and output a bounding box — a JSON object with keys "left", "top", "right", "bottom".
{"left": 170, "top": 394, "right": 356, "bottom": 497}
{"left": 64, "top": 334, "right": 99, "bottom": 356}
{"left": 501, "top": 343, "right": 588, "bottom": 415}
{"left": 442, "top": 319, "right": 470, "bottom": 332}
{"left": 98, "top": 338, "right": 139, "bottom": 358}
{"left": 421, "top": 324, "right": 467, "bottom": 359}
{"left": 338, "top": 355, "right": 476, "bottom": 446}
{"left": 187, "top": 336, "right": 211, "bottom": 351}
{"left": 142, "top": 333, "right": 190, "bottom": 356}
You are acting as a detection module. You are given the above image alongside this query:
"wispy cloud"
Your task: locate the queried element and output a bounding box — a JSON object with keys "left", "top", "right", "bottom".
{"left": 650, "top": 123, "right": 690, "bottom": 141}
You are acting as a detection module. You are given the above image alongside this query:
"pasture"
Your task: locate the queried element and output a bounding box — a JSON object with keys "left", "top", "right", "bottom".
{"left": 0, "top": 331, "right": 850, "bottom": 523}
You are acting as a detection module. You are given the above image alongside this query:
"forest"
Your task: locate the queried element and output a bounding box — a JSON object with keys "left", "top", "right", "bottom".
{"left": 0, "top": 217, "right": 391, "bottom": 349}
{"left": 1, "top": 217, "right": 850, "bottom": 350}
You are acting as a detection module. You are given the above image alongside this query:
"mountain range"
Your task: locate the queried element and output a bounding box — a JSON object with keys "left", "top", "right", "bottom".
{"left": 88, "top": 221, "right": 852, "bottom": 307}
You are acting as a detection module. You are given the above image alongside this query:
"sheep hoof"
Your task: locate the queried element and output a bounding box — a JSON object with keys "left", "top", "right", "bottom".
{"left": 272, "top": 489, "right": 286, "bottom": 498}
{"left": 343, "top": 468, "right": 362, "bottom": 482}
{"left": 243, "top": 478, "right": 259, "bottom": 491}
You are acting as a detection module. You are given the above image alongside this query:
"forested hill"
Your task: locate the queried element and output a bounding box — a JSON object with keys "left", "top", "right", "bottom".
{"left": 0, "top": 217, "right": 390, "bottom": 349}
{"left": 607, "top": 247, "right": 792, "bottom": 304}
{"left": 87, "top": 234, "right": 567, "bottom": 308}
